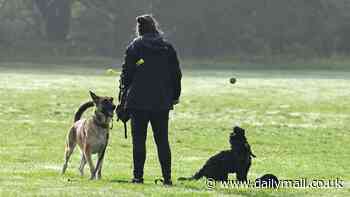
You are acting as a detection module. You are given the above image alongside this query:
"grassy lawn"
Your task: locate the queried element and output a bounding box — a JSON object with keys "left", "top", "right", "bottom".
{"left": 0, "top": 61, "right": 349, "bottom": 196}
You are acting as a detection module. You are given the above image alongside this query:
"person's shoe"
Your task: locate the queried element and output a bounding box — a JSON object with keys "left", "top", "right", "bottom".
{"left": 155, "top": 178, "right": 173, "bottom": 186}
{"left": 131, "top": 178, "right": 144, "bottom": 184}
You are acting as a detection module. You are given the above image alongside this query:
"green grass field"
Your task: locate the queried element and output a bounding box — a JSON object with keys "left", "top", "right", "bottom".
{"left": 0, "top": 61, "right": 349, "bottom": 196}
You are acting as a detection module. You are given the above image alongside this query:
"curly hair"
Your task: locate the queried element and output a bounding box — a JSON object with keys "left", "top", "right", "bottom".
{"left": 135, "top": 14, "right": 163, "bottom": 36}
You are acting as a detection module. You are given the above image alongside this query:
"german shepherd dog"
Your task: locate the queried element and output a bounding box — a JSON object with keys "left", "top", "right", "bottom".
{"left": 61, "top": 91, "right": 116, "bottom": 180}
{"left": 178, "top": 126, "right": 255, "bottom": 182}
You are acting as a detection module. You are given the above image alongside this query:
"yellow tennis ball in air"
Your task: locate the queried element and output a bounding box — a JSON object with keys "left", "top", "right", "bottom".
{"left": 230, "top": 77, "right": 237, "bottom": 84}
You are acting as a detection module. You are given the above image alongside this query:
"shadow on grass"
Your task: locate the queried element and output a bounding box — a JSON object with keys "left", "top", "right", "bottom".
{"left": 110, "top": 179, "right": 131, "bottom": 184}
{"left": 168, "top": 180, "right": 286, "bottom": 197}
{"left": 110, "top": 178, "right": 158, "bottom": 187}
{"left": 109, "top": 178, "right": 207, "bottom": 191}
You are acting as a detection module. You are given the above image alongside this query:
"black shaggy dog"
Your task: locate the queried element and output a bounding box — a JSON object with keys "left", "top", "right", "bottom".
{"left": 179, "top": 126, "right": 256, "bottom": 182}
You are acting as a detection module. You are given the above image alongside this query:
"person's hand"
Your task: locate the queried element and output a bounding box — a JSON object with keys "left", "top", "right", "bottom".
{"left": 115, "top": 104, "right": 130, "bottom": 122}
{"left": 173, "top": 99, "right": 179, "bottom": 105}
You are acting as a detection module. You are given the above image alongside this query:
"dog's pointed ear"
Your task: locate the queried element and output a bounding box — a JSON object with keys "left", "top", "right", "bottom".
{"left": 234, "top": 126, "right": 245, "bottom": 136}
{"left": 89, "top": 91, "right": 99, "bottom": 103}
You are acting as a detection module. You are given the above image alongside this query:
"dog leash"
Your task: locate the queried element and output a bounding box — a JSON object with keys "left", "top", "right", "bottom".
{"left": 110, "top": 118, "right": 114, "bottom": 130}
{"left": 108, "top": 117, "right": 126, "bottom": 139}
{"left": 123, "top": 121, "right": 127, "bottom": 139}
{"left": 116, "top": 117, "right": 128, "bottom": 139}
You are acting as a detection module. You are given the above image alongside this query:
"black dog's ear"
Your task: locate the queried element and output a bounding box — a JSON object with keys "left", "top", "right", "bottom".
{"left": 234, "top": 126, "right": 245, "bottom": 135}
{"left": 89, "top": 91, "right": 99, "bottom": 103}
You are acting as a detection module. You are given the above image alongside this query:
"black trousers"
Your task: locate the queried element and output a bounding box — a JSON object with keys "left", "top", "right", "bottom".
{"left": 130, "top": 110, "right": 171, "bottom": 180}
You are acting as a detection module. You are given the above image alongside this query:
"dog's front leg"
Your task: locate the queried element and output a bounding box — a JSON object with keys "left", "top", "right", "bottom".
{"left": 93, "top": 133, "right": 109, "bottom": 180}
{"left": 236, "top": 167, "right": 249, "bottom": 183}
{"left": 95, "top": 152, "right": 104, "bottom": 180}
{"left": 83, "top": 144, "right": 95, "bottom": 180}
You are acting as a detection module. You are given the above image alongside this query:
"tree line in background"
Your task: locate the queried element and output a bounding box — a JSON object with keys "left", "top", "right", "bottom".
{"left": 1, "top": 0, "right": 350, "bottom": 60}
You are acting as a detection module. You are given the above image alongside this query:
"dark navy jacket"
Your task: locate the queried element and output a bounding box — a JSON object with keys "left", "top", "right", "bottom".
{"left": 119, "top": 33, "right": 182, "bottom": 110}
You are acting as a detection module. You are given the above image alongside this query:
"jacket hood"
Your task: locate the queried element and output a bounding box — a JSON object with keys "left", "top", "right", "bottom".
{"left": 138, "top": 33, "right": 168, "bottom": 51}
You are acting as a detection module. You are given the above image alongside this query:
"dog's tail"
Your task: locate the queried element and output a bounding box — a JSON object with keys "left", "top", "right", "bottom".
{"left": 74, "top": 101, "right": 94, "bottom": 122}
{"left": 178, "top": 170, "right": 203, "bottom": 181}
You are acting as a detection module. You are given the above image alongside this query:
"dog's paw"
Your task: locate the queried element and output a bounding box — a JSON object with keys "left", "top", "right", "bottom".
{"left": 78, "top": 169, "right": 84, "bottom": 176}
{"left": 89, "top": 174, "right": 102, "bottom": 180}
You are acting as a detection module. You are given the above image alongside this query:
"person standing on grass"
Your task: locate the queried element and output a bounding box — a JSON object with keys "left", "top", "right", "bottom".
{"left": 118, "top": 14, "right": 182, "bottom": 185}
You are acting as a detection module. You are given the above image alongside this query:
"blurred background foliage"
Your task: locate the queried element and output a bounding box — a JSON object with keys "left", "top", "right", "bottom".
{"left": 1, "top": 0, "right": 350, "bottom": 62}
